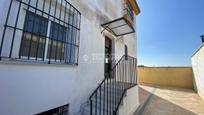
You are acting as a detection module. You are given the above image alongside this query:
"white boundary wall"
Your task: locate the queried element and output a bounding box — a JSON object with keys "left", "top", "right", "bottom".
{"left": 192, "top": 44, "right": 204, "bottom": 100}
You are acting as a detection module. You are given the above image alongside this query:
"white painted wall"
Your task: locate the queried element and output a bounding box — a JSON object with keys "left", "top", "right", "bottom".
{"left": 191, "top": 44, "right": 204, "bottom": 101}
{"left": 118, "top": 86, "right": 139, "bottom": 115}
{"left": 0, "top": 0, "right": 138, "bottom": 115}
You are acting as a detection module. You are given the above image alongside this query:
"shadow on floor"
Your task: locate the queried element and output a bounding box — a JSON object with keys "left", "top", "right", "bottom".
{"left": 143, "top": 94, "right": 197, "bottom": 115}
{"left": 135, "top": 85, "right": 204, "bottom": 115}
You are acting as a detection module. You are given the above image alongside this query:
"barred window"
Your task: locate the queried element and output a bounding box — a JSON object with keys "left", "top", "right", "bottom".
{"left": 47, "top": 22, "right": 67, "bottom": 61}
{"left": 20, "top": 12, "right": 48, "bottom": 59}
{"left": 0, "top": 0, "right": 81, "bottom": 65}
{"left": 20, "top": 11, "right": 79, "bottom": 64}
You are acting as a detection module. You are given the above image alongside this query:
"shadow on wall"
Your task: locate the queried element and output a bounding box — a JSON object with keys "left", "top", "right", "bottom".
{"left": 138, "top": 67, "right": 194, "bottom": 89}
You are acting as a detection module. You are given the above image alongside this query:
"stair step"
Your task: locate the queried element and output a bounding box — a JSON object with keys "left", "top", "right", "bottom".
{"left": 101, "top": 83, "right": 134, "bottom": 91}
{"left": 105, "top": 81, "right": 134, "bottom": 87}
{"left": 100, "top": 86, "right": 124, "bottom": 93}
{"left": 82, "top": 103, "right": 115, "bottom": 115}
{"left": 80, "top": 82, "right": 134, "bottom": 115}
{"left": 89, "top": 95, "right": 124, "bottom": 114}
{"left": 91, "top": 99, "right": 119, "bottom": 110}
{"left": 92, "top": 92, "right": 122, "bottom": 103}
{"left": 90, "top": 87, "right": 126, "bottom": 107}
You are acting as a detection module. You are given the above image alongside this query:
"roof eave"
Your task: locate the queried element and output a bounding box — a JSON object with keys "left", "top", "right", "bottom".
{"left": 128, "top": 0, "right": 141, "bottom": 15}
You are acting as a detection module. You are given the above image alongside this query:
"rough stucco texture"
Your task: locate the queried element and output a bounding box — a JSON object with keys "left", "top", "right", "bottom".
{"left": 191, "top": 44, "right": 204, "bottom": 101}
{"left": 138, "top": 67, "right": 194, "bottom": 89}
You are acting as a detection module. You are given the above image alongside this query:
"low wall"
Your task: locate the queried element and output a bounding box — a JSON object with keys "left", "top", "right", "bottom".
{"left": 138, "top": 67, "right": 194, "bottom": 89}
{"left": 118, "top": 86, "right": 139, "bottom": 115}
{"left": 191, "top": 44, "right": 204, "bottom": 100}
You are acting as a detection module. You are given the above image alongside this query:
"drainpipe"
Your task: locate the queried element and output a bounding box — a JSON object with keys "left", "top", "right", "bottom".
{"left": 201, "top": 35, "right": 204, "bottom": 43}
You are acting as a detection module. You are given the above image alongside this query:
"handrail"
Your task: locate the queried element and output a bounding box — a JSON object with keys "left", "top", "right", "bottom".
{"left": 89, "top": 55, "right": 125, "bottom": 100}
{"left": 114, "top": 56, "right": 137, "bottom": 114}
{"left": 111, "top": 55, "right": 125, "bottom": 71}
{"left": 89, "top": 55, "right": 137, "bottom": 115}
{"left": 89, "top": 78, "right": 106, "bottom": 100}
{"left": 114, "top": 83, "right": 137, "bottom": 114}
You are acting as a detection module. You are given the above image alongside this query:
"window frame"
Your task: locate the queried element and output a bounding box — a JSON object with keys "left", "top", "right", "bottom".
{"left": 45, "top": 21, "right": 68, "bottom": 62}
{"left": 19, "top": 10, "right": 79, "bottom": 64}
{"left": 19, "top": 11, "right": 49, "bottom": 61}
{"left": 0, "top": 0, "right": 81, "bottom": 65}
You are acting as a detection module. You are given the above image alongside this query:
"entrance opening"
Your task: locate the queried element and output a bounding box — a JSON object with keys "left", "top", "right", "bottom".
{"left": 104, "top": 37, "right": 112, "bottom": 78}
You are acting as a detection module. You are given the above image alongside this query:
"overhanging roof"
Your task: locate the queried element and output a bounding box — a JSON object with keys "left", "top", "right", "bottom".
{"left": 101, "top": 17, "right": 135, "bottom": 37}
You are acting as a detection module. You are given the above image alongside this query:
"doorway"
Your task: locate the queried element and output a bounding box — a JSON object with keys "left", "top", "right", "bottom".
{"left": 104, "top": 37, "right": 112, "bottom": 78}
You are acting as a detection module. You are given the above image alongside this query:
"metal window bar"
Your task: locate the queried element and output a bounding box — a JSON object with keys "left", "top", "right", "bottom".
{"left": 123, "top": 0, "right": 134, "bottom": 21}
{"left": 35, "top": 104, "right": 69, "bottom": 115}
{"left": 89, "top": 55, "right": 137, "bottom": 115}
{"left": 0, "top": 0, "right": 81, "bottom": 65}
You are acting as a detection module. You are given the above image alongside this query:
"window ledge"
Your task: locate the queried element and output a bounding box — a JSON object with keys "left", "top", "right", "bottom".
{"left": 0, "top": 58, "right": 78, "bottom": 67}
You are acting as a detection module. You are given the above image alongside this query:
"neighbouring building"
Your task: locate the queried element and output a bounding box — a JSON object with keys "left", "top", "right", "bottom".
{"left": 191, "top": 36, "right": 204, "bottom": 101}
{"left": 0, "top": 0, "right": 140, "bottom": 115}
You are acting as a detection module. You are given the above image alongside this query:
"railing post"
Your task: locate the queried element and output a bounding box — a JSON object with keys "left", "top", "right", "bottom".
{"left": 95, "top": 91, "right": 97, "bottom": 114}
{"left": 99, "top": 87, "right": 101, "bottom": 115}
{"left": 89, "top": 55, "right": 137, "bottom": 115}
{"left": 0, "top": 0, "right": 13, "bottom": 60}
{"left": 113, "top": 110, "right": 117, "bottom": 115}
{"left": 90, "top": 100, "right": 92, "bottom": 115}
{"left": 135, "top": 58, "right": 137, "bottom": 84}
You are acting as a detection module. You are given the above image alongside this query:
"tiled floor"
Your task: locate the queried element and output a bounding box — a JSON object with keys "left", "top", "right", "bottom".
{"left": 139, "top": 85, "right": 204, "bottom": 115}
{"left": 138, "top": 85, "right": 155, "bottom": 105}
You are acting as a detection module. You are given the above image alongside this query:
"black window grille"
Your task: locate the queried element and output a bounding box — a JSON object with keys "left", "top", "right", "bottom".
{"left": 47, "top": 21, "right": 67, "bottom": 61}
{"left": 0, "top": 0, "right": 81, "bottom": 65}
{"left": 19, "top": 12, "right": 48, "bottom": 59}
{"left": 35, "top": 104, "right": 69, "bottom": 115}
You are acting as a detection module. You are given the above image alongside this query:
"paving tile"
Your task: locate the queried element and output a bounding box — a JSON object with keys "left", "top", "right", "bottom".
{"left": 140, "top": 85, "right": 204, "bottom": 115}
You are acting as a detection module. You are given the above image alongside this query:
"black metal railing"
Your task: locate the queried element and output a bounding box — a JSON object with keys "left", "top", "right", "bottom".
{"left": 89, "top": 55, "right": 137, "bottom": 115}
{"left": 123, "top": 0, "right": 134, "bottom": 21}
{"left": 123, "top": 8, "right": 134, "bottom": 21}
{"left": 0, "top": 0, "right": 81, "bottom": 65}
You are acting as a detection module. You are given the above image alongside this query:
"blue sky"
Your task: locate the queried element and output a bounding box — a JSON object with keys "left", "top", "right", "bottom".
{"left": 136, "top": 0, "right": 204, "bottom": 66}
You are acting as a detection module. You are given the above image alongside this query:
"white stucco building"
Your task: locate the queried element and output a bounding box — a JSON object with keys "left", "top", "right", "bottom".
{"left": 192, "top": 37, "right": 204, "bottom": 101}
{"left": 0, "top": 0, "right": 140, "bottom": 115}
